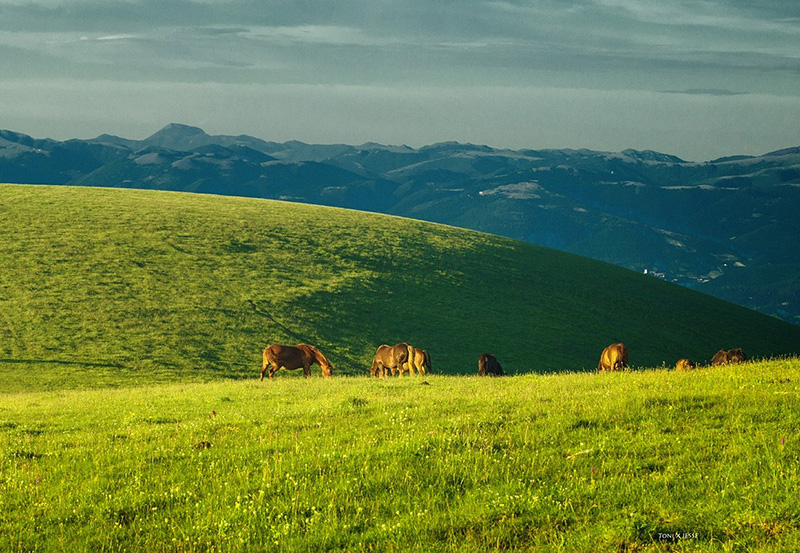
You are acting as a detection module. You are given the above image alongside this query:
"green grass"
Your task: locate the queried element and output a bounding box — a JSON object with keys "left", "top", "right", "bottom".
{"left": 1, "top": 358, "right": 799, "bottom": 551}
{"left": 2, "top": 184, "right": 800, "bottom": 550}
{"left": 1, "top": 184, "right": 799, "bottom": 392}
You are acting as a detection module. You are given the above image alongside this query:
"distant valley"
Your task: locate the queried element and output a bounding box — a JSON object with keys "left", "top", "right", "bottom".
{"left": 2, "top": 123, "right": 799, "bottom": 324}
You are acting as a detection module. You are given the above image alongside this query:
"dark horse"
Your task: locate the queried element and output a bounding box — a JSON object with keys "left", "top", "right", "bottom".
{"left": 261, "top": 343, "right": 333, "bottom": 381}
{"left": 710, "top": 348, "right": 747, "bottom": 366}
{"left": 371, "top": 343, "right": 410, "bottom": 377}
{"left": 478, "top": 353, "right": 505, "bottom": 376}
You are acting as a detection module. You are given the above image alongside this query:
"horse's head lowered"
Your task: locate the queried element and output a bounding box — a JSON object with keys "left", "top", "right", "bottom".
{"left": 303, "top": 344, "right": 333, "bottom": 377}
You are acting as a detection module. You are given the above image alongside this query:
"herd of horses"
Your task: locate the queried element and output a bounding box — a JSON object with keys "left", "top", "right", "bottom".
{"left": 260, "top": 342, "right": 748, "bottom": 380}
{"left": 370, "top": 343, "right": 432, "bottom": 378}
{"left": 596, "top": 343, "right": 747, "bottom": 372}
{"left": 260, "top": 342, "right": 430, "bottom": 381}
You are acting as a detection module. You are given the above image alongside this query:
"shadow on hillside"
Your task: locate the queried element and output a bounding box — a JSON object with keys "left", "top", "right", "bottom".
{"left": 0, "top": 358, "right": 125, "bottom": 369}
{"left": 246, "top": 298, "right": 365, "bottom": 373}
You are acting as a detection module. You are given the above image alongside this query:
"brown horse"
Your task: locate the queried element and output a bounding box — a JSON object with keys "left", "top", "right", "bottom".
{"left": 371, "top": 343, "right": 410, "bottom": 377}
{"left": 597, "top": 343, "right": 629, "bottom": 372}
{"left": 478, "top": 353, "right": 504, "bottom": 376}
{"left": 675, "top": 358, "right": 696, "bottom": 371}
{"left": 409, "top": 347, "right": 432, "bottom": 376}
{"left": 261, "top": 343, "right": 333, "bottom": 381}
{"left": 710, "top": 348, "right": 747, "bottom": 366}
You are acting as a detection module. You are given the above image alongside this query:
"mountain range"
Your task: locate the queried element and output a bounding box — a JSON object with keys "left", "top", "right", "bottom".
{"left": 2, "top": 123, "right": 799, "bottom": 324}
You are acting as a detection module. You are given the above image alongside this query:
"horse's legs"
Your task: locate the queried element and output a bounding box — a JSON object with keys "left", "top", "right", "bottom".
{"left": 303, "top": 363, "right": 311, "bottom": 378}
{"left": 268, "top": 365, "right": 281, "bottom": 380}
{"left": 260, "top": 353, "right": 269, "bottom": 381}
{"left": 405, "top": 351, "right": 415, "bottom": 376}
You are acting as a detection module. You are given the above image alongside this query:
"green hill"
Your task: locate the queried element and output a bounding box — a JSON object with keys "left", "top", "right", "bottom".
{"left": 1, "top": 183, "right": 799, "bottom": 391}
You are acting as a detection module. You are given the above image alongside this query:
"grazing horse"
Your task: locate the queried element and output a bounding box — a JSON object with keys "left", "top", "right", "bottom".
{"left": 409, "top": 347, "right": 432, "bottom": 376}
{"left": 371, "top": 343, "right": 410, "bottom": 378}
{"left": 597, "top": 343, "right": 628, "bottom": 372}
{"left": 710, "top": 348, "right": 747, "bottom": 366}
{"left": 261, "top": 343, "right": 333, "bottom": 381}
{"left": 675, "top": 358, "right": 696, "bottom": 371}
{"left": 478, "top": 353, "right": 505, "bottom": 376}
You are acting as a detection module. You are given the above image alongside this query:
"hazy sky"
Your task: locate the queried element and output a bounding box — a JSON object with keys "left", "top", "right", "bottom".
{"left": 1, "top": 0, "right": 799, "bottom": 160}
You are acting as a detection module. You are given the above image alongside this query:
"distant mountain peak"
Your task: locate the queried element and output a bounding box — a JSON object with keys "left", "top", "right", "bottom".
{"left": 357, "top": 142, "right": 415, "bottom": 154}
{"left": 152, "top": 123, "right": 207, "bottom": 137}
{"left": 90, "top": 133, "right": 140, "bottom": 150}
{"left": 763, "top": 146, "right": 800, "bottom": 157}
{"left": 143, "top": 123, "right": 211, "bottom": 151}
{"left": 620, "top": 149, "right": 686, "bottom": 164}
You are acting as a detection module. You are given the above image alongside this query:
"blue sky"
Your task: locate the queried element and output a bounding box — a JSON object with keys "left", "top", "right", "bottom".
{"left": 1, "top": 0, "right": 798, "bottom": 160}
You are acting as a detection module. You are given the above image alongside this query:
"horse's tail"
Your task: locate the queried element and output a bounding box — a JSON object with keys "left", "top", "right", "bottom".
{"left": 260, "top": 345, "right": 276, "bottom": 381}
{"left": 262, "top": 346, "right": 273, "bottom": 371}
{"left": 401, "top": 343, "right": 413, "bottom": 375}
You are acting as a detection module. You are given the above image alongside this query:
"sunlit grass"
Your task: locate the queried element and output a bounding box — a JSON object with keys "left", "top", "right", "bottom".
{"left": 1, "top": 358, "right": 799, "bottom": 551}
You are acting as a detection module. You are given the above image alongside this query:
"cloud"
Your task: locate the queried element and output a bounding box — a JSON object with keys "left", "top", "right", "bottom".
{"left": 92, "top": 34, "right": 138, "bottom": 41}
{"left": 1, "top": 0, "right": 799, "bottom": 158}
{"left": 242, "top": 25, "right": 391, "bottom": 47}
{"left": 590, "top": 0, "right": 798, "bottom": 31}
{"left": 661, "top": 88, "right": 746, "bottom": 96}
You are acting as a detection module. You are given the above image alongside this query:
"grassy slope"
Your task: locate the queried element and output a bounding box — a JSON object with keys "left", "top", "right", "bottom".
{"left": 1, "top": 358, "right": 798, "bottom": 551}
{"left": 2, "top": 184, "right": 800, "bottom": 551}
{"left": 1, "top": 183, "right": 800, "bottom": 391}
